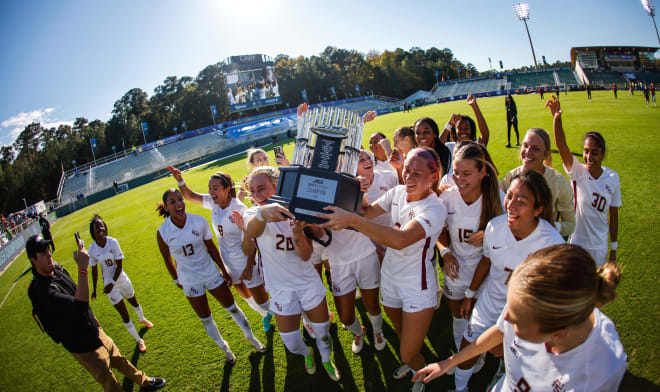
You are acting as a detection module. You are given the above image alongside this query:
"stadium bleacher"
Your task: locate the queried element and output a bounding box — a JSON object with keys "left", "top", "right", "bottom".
{"left": 634, "top": 71, "right": 660, "bottom": 84}
{"left": 555, "top": 70, "right": 578, "bottom": 84}
{"left": 584, "top": 71, "right": 626, "bottom": 86}
{"left": 507, "top": 71, "right": 556, "bottom": 89}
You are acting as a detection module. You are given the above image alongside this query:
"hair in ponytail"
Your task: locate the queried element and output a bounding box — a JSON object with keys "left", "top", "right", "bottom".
{"left": 511, "top": 244, "right": 621, "bottom": 333}
{"left": 210, "top": 172, "right": 236, "bottom": 199}
{"left": 156, "top": 188, "right": 180, "bottom": 218}
{"left": 452, "top": 142, "right": 502, "bottom": 229}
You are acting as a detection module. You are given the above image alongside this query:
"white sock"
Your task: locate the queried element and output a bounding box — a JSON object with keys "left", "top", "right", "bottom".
{"left": 455, "top": 366, "right": 475, "bottom": 391}
{"left": 452, "top": 316, "right": 468, "bottom": 351}
{"left": 200, "top": 315, "right": 228, "bottom": 351}
{"left": 301, "top": 311, "right": 311, "bottom": 325}
{"left": 258, "top": 299, "right": 272, "bottom": 317}
{"left": 245, "top": 296, "right": 268, "bottom": 318}
{"left": 124, "top": 321, "right": 141, "bottom": 342}
{"left": 132, "top": 304, "right": 145, "bottom": 321}
{"left": 310, "top": 321, "right": 332, "bottom": 362}
{"left": 225, "top": 303, "right": 255, "bottom": 339}
{"left": 279, "top": 330, "right": 310, "bottom": 356}
{"left": 345, "top": 317, "right": 363, "bottom": 337}
{"left": 368, "top": 312, "right": 383, "bottom": 332}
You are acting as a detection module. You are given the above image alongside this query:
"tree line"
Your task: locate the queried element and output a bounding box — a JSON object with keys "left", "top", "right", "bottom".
{"left": 1, "top": 46, "right": 478, "bottom": 215}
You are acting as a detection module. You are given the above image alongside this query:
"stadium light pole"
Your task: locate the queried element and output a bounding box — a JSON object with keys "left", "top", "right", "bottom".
{"left": 513, "top": 3, "right": 539, "bottom": 68}
{"left": 642, "top": 0, "right": 660, "bottom": 46}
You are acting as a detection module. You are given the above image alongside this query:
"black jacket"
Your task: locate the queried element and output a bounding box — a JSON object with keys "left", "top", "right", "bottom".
{"left": 28, "top": 264, "right": 102, "bottom": 353}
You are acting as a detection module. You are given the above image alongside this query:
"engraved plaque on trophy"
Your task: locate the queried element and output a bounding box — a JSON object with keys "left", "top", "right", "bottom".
{"left": 269, "top": 106, "right": 365, "bottom": 224}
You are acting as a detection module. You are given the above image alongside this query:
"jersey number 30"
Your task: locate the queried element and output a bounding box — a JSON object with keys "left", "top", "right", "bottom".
{"left": 591, "top": 192, "right": 607, "bottom": 212}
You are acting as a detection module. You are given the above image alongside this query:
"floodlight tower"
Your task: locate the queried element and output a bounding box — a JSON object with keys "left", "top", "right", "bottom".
{"left": 513, "top": 3, "right": 538, "bottom": 68}
{"left": 641, "top": 0, "right": 660, "bottom": 46}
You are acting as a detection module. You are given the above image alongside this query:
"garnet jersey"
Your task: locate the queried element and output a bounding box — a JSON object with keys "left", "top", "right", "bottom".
{"left": 565, "top": 156, "right": 621, "bottom": 252}
{"left": 202, "top": 195, "right": 249, "bottom": 269}
{"left": 244, "top": 205, "right": 321, "bottom": 292}
{"left": 88, "top": 236, "right": 127, "bottom": 286}
{"left": 493, "top": 307, "right": 627, "bottom": 392}
{"left": 157, "top": 213, "right": 217, "bottom": 286}
{"left": 376, "top": 185, "right": 446, "bottom": 290}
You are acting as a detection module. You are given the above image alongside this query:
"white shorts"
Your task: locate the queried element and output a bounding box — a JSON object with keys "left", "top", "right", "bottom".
{"left": 268, "top": 279, "right": 327, "bottom": 316}
{"left": 225, "top": 260, "right": 265, "bottom": 289}
{"left": 443, "top": 277, "right": 483, "bottom": 301}
{"left": 380, "top": 273, "right": 437, "bottom": 312}
{"left": 569, "top": 239, "right": 607, "bottom": 267}
{"left": 182, "top": 268, "right": 224, "bottom": 298}
{"left": 107, "top": 275, "right": 135, "bottom": 305}
{"left": 464, "top": 297, "right": 499, "bottom": 343}
{"left": 330, "top": 251, "right": 380, "bottom": 296}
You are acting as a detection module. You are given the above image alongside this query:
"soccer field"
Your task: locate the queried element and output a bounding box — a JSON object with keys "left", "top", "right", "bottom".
{"left": 0, "top": 90, "right": 658, "bottom": 391}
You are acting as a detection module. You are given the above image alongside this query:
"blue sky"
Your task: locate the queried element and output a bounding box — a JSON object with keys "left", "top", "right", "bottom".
{"left": 1, "top": 0, "right": 657, "bottom": 146}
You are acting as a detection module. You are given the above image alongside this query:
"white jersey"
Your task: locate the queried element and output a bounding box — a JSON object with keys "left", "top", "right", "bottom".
{"left": 494, "top": 307, "right": 627, "bottom": 392}
{"left": 88, "top": 237, "right": 128, "bottom": 286}
{"left": 439, "top": 187, "right": 505, "bottom": 285}
{"left": 565, "top": 156, "right": 621, "bottom": 250}
{"left": 477, "top": 215, "right": 564, "bottom": 322}
{"left": 325, "top": 229, "right": 376, "bottom": 266}
{"left": 445, "top": 141, "right": 456, "bottom": 176}
{"left": 375, "top": 159, "right": 397, "bottom": 174}
{"left": 367, "top": 170, "right": 399, "bottom": 227}
{"left": 157, "top": 213, "right": 218, "bottom": 286}
{"left": 202, "top": 196, "right": 249, "bottom": 270}
{"left": 377, "top": 185, "right": 446, "bottom": 291}
{"left": 244, "top": 205, "right": 321, "bottom": 292}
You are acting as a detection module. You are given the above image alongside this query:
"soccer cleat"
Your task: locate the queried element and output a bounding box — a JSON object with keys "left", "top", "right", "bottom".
{"left": 303, "top": 322, "right": 316, "bottom": 339}
{"left": 246, "top": 335, "right": 266, "bottom": 353}
{"left": 262, "top": 313, "right": 273, "bottom": 333}
{"left": 393, "top": 364, "right": 412, "bottom": 380}
{"left": 137, "top": 339, "right": 147, "bottom": 353}
{"left": 351, "top": 326, "right": 367, "bottom": 354}
{"left": 139, "top": 319, "right": 154, "bottom": 328}
{"left": 222, "top": 340, "right": 236, "bottom": 365}
{"left": 412, "top": 380, "right": 426, "bottom": 392}
{"left": 473, "top": 353, "right": 486, "bottom": 374}
{"left": 373, "top": 330, "right": 387, "bottom": 351}
{"left": 304, "top": 348, "right": 316, "bottom": 375}
{"left": 147, "top": 377, "right": 166, "bottom": 389}
{"left": 322, "top": 360, "right": 341, "bottom": 381}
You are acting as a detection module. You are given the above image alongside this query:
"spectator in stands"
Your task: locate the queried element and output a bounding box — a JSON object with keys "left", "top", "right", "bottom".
{"left": 38, "top": 213, "right": 55, "bottom": 252}
{"left": 238, "top": 148, "right": 270, "bottom": 202}
{"left": 502, "top": 128, "right": 576, "bottom": 238}
{"left": 612, "top": 83, "right": 617, "bottom": 99}
{"left": 27, "top": 235, "right": 166, "bottom": 391}
{"left": 504, "top": 94, "right": 519, "bottom": 148}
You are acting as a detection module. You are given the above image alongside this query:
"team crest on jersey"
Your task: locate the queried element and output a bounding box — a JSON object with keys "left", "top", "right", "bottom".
{"left": 379, "top": 186, "right": 389, "bottom": 191}
{"left": 408, "top": 210, "right": 416, "bottom": 219}
{"left": 605, "top": 184, "right": 613, "bottom": 194}
{"left": 552, "top": 376, "right": 567, "bottom": 392}
{"left": 189, "top": 287, "right": 198, "bottom": 295}
{"left": 191, "top": 229, "right": 201, "bottom": 237}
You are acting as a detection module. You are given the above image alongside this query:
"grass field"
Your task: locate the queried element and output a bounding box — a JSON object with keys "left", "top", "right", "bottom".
{"left": 0, "top": 90, "right": 658, "bottom": 392}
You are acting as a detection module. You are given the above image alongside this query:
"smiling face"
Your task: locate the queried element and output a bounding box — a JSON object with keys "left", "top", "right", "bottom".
{"left": 455, "top": 119, "right": 473, "bottom": 142}
{"left": 92, "top": 220, "right": 107, "bottom": 243}
{"left": 402, "top": 154, "right": 438, "bottom": 201}
{"left": 520, "top": 132, "right": 547, "bottom": 173}
{"left": 453, "top": 158, "right": 486, "bottom": 201}
{"left": 504, "top": 178, "right": 542, "bottom": 237}
{"left": 208, "top": 177, "right": 231, "bottom": 206}
{"left": 356, "top": 150, "right": 374, "bottom": 181}
{"left": 249, "top": 174, "right": 277, "bottom": 206}
{"left": 368, "top": 133, "right": 386, "bottom": 161}
{"left": 414, "top": 121, "right": 436, "bottom": 148}
{"left": 165, "top": 190, "right": 186, "bottom": 220}
{"left": 583, "top": 138, "right": 604, "bottom": 173}
{"left": 251, "top": 152, "right": 269, "bottom": 168}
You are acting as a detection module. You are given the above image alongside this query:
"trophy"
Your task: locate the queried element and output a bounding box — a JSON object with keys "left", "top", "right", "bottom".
{"left": 270, "top": 106, "right": 365, "bottom": 224}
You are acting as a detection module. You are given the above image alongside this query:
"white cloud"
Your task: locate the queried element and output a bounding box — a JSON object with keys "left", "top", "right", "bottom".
{"left": 1, "top": 108, "right": 73, "bottom": 146}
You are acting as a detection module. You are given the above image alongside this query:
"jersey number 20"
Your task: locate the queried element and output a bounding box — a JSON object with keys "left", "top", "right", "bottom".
{"left": 275, "top": 234, "right": 295, "bottom": 251}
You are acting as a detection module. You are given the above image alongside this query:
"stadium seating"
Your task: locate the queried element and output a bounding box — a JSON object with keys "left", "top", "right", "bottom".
{"left": 585, "top": 71, "right": 626, "bottom": 86}
{"left": 633, "top": 71, "right": 660, "bottom": 84}
{"left": 429, "top": 78, "right": 505, "bottom": 99}
{"left": 555, "top": 70, "right": 578, "bottom": 84}
{"left": 332, "top": 98, "right": 396, "bottom": 112}
{"left": 507, "top": 71, "right": 556, "bottom": 88}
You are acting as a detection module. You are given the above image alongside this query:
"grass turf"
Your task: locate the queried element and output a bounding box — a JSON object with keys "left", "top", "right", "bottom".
{"left": 0, "top": 90, "right": 658, "bottom": 391}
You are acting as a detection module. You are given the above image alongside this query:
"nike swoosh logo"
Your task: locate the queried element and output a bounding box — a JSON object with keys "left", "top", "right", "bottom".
{"left": 493, "top": 246, "right": 503, "bottom": 249}
{"left": 448, "top": 212, "right": 455, "bottom": 215}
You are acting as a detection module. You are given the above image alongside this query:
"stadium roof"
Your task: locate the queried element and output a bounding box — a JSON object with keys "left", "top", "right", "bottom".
{"left": 570, "top": 46, "right": 659, "bottom": 64}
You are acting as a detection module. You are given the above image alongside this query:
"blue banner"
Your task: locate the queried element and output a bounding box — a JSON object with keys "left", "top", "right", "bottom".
{"left": 230, "top": 96, "right": 282, "bottom": 112}
{"left": 141, "top": 122, "right": 148, "bottom": 137}
{"left": 211, "top": 105, "right": 218, "bottom": 120}
{"left": 330, "top": 86, "right": 336, "bottom": 98}
{"left": 91, "top": 138, "right": 98, "bottom": 152}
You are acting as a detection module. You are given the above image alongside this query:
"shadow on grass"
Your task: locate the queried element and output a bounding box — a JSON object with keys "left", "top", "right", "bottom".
{"left": 125, "top": 326, "right": 149, "bottom": 391}
{"left": 250, "top": 328, "right": 276, "bottom": 392}
{"left": 620, "top": 371, "right": 660, "bottom": 392}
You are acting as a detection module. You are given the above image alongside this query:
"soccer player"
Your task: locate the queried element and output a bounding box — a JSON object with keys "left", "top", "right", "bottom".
{"left": 450, "top": 171, "right": 564, "bottom": 392}
{"left": 89, "top": 215, "right": 153, "bottom": 352}
{"left": 318, "top": 147, "right": 446, "bottom": 392}
{"left": 243, "top": 167, "right": 340, "bottom": 382}
{"left": 545, "top": 97, "right": 620, "bottom": 266}
{"left": 413, "top": 117, "right": 451, "bottom": 177}
{"left": 437, "top": 142, "right": 504, "bottom": 352}
{"left": 166, "top": 166, "right": 274, "bottom": 331}
{"left": 389, "top": 126, "right": 418, "bottom": 184}
{"left": 502, "top": 128, "right": 576, "bottom": 238}
{"left": 413, "top": 244, "right": 627, "bottom": 391}
{"left": 440, "top": 94, "right": 491, "bottom": 150}
{"left": 156, "top": 189, "right": 265, "bottom": 364}
{"left": 237, "top": 148, "right": 270, "bottom": 202}
{"left": 504, "top": 94, "right": 519, "bottom": 148}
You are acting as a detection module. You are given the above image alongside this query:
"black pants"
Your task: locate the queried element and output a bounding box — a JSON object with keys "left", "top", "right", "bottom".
{"left": 507, "top": 119, "right": 519, "bottom": 145}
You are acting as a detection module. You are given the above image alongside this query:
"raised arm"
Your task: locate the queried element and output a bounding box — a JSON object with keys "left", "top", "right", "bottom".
{"left": 166, "top": 165, "right": 204, "bottom": 206}
{"left": 467, "top": 94, "right": 489, "bottom": 146}
{"left": 545, "top": 96, "right": 574, "bottom": 172}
